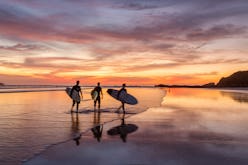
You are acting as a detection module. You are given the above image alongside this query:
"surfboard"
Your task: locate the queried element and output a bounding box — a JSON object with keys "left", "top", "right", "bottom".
{"left": 91, "top": 89, "right": 98, "bottom": 101}
{"left": 65, "top": 87, "right": 80, "bottom": 102}
{"left": 107, "top": 89, "right": 138, "bottom": 105}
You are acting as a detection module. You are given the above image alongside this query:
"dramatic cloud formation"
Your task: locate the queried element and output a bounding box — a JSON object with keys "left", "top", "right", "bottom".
{"left": 0, "top": 0, "right": 247, "bottom": 85}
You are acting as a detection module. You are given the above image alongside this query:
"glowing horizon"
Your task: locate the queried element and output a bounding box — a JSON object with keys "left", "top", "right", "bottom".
{"left": 0, "top": 1, "right": 247, "bottom": 85}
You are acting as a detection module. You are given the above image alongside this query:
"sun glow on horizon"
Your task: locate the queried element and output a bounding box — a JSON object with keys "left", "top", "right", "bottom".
{"left": 0, "top": 1, "right": 247, "bottom": 85}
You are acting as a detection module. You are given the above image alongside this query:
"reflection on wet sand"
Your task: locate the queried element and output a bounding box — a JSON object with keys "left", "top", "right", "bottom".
{"left": 91, "top": 111, "right": 103, "bottom": 142}
{"left": 71, "top": 113, "right": 81, "bottom": 145}
{"left": 221, "top": 91, "right": 248, "bottom": 103}
{"left": 22, "top": 88, "right": 248, "bottom": 165}
{"left": 0, "top": 88, "right": 165, "bottom": 164}
{"left": 107, "top": 113, "right": 138, "bottom": 142}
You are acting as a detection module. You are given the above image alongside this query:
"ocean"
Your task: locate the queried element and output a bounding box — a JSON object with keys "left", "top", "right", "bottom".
{"left": 1, "top": 87, "right": 248, "bottom": 165}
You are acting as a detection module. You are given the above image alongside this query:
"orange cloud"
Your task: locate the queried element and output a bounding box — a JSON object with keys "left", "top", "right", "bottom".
{"left": 0, "top": 1, "right": 247, "bottom": 85}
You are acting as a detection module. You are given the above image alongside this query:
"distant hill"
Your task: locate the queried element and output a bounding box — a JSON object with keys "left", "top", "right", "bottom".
{"left": 216, "top": 71, "right": 248, "bottom": 87}
{"left": 202, "top": 82, "right": 215, "bottom": 87}
{"left": 154, "top": 84, "right": 202, "bottom": 88}
{"left": 155, "top": 70, "right": 248, "bottom": 88}
{"left": 0, "top": 83, "right": 4, "bottom": 86}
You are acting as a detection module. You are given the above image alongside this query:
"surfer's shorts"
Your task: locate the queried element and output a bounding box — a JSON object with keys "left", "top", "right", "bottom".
{"left": 96, "top": 96, "right": 101, "bottom": 101}
{"left": 73, "top": 100, "right": 80, "bottom": 104}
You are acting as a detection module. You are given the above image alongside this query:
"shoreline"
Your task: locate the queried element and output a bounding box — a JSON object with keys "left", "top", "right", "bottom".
{"left": 0, "top": 86, "right": 247, "bottom": 94}
{"left": 23, "top": 107, "right": 158, "bottom": 165}
{"left": 2, "top": 88, "right": 248, "bottom": 165}
{"left": 0, "top": 86, "right": 157, "bottom": 94}
{"left": 24, "top": 89, "right": 248, "bottom": 165}
{"left": 16, "top": 88, "right": 166, "bottom": 165}
{"left": 22, "top": 109, "right": 150, "bottom": 164}
{"left": 0, "top": 89, "right": 65, "bottom": 93}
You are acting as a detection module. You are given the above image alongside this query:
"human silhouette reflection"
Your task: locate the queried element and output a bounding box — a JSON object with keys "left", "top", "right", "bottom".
{"left": 71, "top": 113, "right": 81, "bottom": 146}
{"left": 91, "top": 111, "right": 103, "bottom": 142}
{"left": 107, "top": 113, "right": 138, "bottom": 142}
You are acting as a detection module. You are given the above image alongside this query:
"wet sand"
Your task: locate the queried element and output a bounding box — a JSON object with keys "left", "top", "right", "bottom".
{"left": 24, "top": 88, "right": 248, "bottom": 165}
{"left": 0, "top": 87, "right": 164, "bottom": 165}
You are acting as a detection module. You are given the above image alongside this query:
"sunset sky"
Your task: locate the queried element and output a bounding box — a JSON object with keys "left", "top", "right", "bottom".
{"left": 0, "top": 0, "right": 247, "bottom": 85}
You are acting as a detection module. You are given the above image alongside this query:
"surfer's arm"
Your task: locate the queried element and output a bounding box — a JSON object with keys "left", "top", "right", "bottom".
{"left": 100, "top": 89, "right": 103, "bottom": 99}
{"left": 80, "top": 89, "right": 83, "bottom": 98}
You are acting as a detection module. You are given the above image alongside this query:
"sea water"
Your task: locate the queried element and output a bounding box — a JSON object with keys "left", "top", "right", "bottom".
{"left": 0, "top": 87, "right": 164, "bottom": 165}
{"left": 1, "top": 87, "right": 248, "bottom": 165}
{"left": 22, "top": 87, "right": 248, "bottom": 165}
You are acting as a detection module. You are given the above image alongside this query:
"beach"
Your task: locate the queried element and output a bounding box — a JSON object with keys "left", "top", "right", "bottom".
{"left": 24, "top": 88, "right": 248, "bottom": 165}
{"left": 0, "top": 87, "right": 164, "bottom": 165}
{"left": 1, "top": 87, "right": 248, "bottom": 164}
{"left": 1, "top": 1, "right": 247, "bottom": 164}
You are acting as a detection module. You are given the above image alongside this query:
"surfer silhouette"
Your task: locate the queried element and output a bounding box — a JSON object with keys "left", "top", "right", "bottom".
{"left": 117, "top": 83, "right": 127, "bottom": 114}
{"left": 93, "top": 82, "right": 103, "bottom": 110}
{"left": 70, "top": 80, "right": 83, "bottom": 113}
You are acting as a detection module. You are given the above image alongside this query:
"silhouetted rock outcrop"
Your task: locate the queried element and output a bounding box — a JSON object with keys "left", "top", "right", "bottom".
{"left": 202, "top": 82, "right": 215, "bottom": 87}
{"left": 154, "top": 84, "right": 201, "bottom": 88}
{"left": 216, "top": 71, "right": 248, "bottom": 87}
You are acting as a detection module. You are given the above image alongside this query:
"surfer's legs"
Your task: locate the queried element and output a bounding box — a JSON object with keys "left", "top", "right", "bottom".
{"left": 94, "top": 97, "right": 101, "bottom": 110}
{"left": 122, "top": 102, "right": 125, "bottom": 114}
{"left": 76, "top": 102, "right": 80, "bottom": 112}
{"left": 97, "top": 98, "right": 101, "bottom": 109}
{"left": 117, "top": 102, "right": 125, "bottom": 114}
{"left": 116, "top": 102, "right": 125, "bottom": 113}
{"left": 71, "top": 100, "right": 76, "bottom": 112}
{"left": 115, "top": 106, "right": 121, "bottom": 113}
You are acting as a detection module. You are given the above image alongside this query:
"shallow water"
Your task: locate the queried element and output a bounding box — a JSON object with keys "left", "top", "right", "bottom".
{"left": 160, "top": 88, "right": 248, "bottom": 141}
{"left": 23, "top": 88, "right": 248, "bottom": 165}
{"left": 0, "top": 87, "right": 164, "bottom": 165}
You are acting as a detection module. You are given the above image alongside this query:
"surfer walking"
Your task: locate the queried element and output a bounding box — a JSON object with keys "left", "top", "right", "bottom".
{"left": 93, "top": 82, "right": 103, "bottom": 110}
{"left": 117, "top": 83, "right": 127, "bottom": 114}
{"left": 70, "top": 80, "right": 83, "bottom": 113}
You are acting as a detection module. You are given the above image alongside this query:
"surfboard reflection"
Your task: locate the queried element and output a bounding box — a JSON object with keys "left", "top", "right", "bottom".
{"left": 107, "top": 114, "right": 138, "bottom": 142}
{"left": 91, "top": 111, "right": 103, "bottom": 142}
{"left": 71, "top": 113, "right": 81, "bottom": 146}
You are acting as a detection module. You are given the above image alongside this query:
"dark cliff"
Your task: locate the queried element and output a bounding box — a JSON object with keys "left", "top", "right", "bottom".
{"left": 216, "top": 71, "right": 248, "bottom": 87}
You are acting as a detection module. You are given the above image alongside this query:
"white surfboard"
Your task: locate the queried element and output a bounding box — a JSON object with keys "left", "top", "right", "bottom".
{"left": 91, "top": 89, "right": 98, "bottom": 101}
{"left": 65, "top": 87, "right": 81, "bottom": 102}
{"left": 107, "top": 89, "right": 138, "bottom": 105}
